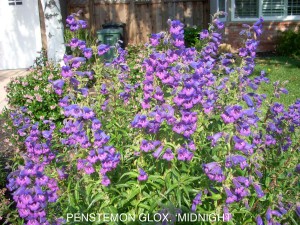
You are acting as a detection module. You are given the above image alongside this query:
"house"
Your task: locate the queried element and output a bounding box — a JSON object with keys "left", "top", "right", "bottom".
{"left": 210, "top": 0, "right": 300, "bottom": 52}
{"left": 0, "top": 0, "right": 67, "bottom": 70}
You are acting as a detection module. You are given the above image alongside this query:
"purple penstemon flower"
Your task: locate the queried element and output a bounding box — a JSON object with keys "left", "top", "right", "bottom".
{"left": 71, "top": 57, "right": 86, "bottom": 68}
{"left": 78, "top": 40, "right": 86, "bottom": 50}
{"left": 202, "top": 162, "right": 225, "bottom": 182}
{"left": 98, "top": 44, "right": 110, "bottom": 56}
{"left": 152, "top": 146, "right": 163, "bottom": 159}
{"left": 140, "top": 139, "right": 155, "bottom": 152}
{"left": 69, "top": 38, "right": 79, "bottom": 48}
{"left": 207, "top": 132, "right": 223, "bottom": 146}
{"left": 162, "top": 148, "right": 174, "bottom": 161}
{"left": 200, "top": 29, "right": 209, "bottom": 39}
{"left": 191, "top": 192, "right": 202, "bottom": 212}
{"left": 83, "top": 48, "right": 93, "bottom": 59}
{"left": 52, "top": 79, "right": 64, "bottom": 95}
{"left": 61, "top": 66, "right": 73, "bottom": 78}
{"left": 138, "top": 168, "right": 148, "bottom": 181}
{"left": 256, "top": 215, "right": 264, "bottom": 225}
{"left": 252, "top": 183, "right": 265, "bottom": 198}
{"left": 101, "top": 175, "right": 111, "bottom": 186}
{"left": 224, "top": 187, "right": 237, "bottom": 204}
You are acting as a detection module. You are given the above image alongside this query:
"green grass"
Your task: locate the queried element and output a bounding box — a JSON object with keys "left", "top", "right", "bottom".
{"left": 254, "top": 56, "right": 300, "bottom": 106}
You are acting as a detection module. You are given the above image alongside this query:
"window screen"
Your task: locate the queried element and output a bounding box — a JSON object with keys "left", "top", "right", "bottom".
{"left": 262, "top": 0, "right": 285, "bottom": 16}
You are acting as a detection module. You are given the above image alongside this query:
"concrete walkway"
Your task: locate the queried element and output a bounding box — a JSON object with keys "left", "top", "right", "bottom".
{"left": 0, "top": 69, "right": 29, "bottom": 112}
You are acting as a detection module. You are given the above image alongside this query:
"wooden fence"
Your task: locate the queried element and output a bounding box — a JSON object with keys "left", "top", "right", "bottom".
{"left": 68, "top": 0, "right": 210, "bottom": 45}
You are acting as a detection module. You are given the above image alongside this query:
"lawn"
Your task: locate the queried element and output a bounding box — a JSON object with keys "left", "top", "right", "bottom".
{"left": 255, "top": 56, "right": 300, "bottom": 106}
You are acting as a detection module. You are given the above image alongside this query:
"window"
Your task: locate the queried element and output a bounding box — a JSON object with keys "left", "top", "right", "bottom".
{"left": 8, "top": 0, "right": 22, "bottom": 5}
{"left": 231, "top": 0, "right": 300, "bottom": 20}
{"left": 217, "top": 0, "right": 228, "bottom": 20}
{"left": 235, "top": 0, "right": 259, "bottom": 18}
{"left": 288, "top": 0, "right": 300, "bottom": 15}
{"left": 262, "top": 0, "right": 285, "bottom": 16}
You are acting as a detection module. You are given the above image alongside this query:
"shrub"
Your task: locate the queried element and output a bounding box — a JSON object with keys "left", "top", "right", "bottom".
{"left": 276, "top": 29, "right": 300, "bottom": 57}
{"left": 6, "top": 50, "right": 63, "bottom": 123}
{"left": 4, "top": 11, "right": 300, "bottom": 225}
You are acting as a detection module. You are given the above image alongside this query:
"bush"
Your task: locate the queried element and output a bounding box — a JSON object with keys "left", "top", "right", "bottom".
{"left": 4, "top": 12, "right": 300, "bottom": 225}
{"left": 6, "top": 50, "right": 63, "bottom": 122}
{"left": 276, "top": 29, "right": 300, "bottom": 57}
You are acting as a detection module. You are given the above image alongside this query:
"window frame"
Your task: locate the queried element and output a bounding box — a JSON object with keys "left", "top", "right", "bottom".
{"left": 230, "top": 0, "right": 300, "bottom": 21}
{"left": 217, "top": 0, "right": 228, "bottom": 21}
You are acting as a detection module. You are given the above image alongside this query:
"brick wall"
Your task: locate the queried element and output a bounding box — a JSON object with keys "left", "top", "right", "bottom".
{"left": 223, "top": 21, "right": 300, "bottom": 52}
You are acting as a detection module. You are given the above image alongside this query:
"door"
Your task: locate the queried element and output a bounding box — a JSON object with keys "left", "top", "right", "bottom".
{"left": 0, "top": 0, "right": 42, "bottom": 70}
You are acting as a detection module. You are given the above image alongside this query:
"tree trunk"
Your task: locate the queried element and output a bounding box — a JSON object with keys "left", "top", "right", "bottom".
{"left": 41, "top": 0, "right": 65, "bottom": 64}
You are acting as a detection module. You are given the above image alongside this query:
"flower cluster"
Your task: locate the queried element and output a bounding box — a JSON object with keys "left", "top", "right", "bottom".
{"left": 7, "top": 109, "right": 62, "bottom": 224}
{"left": 61, "top": 104, "right": 120, "bottom": 186}
{"left": 56, "top": 14, "right": 121, "bottom": 187}
{"left": 66, "top": 13, "right": 87, "bottom": 32}
{"left": 131, "top": 17, "right": 228, "bottom": 167}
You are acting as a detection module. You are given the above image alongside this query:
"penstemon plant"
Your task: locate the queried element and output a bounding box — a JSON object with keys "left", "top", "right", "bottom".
{"left": 5, "top": 11, "right": 300, "bottom": 225}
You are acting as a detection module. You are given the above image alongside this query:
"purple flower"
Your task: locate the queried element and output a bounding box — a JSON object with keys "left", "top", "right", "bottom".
{"left": 223, "top": 206, "right": 232, "bottom": 222}
{"left": 78, "top": 40, "right": 86, "bottom": 50}
{"left": 253, "top": 183, "right": 265, "bottom": 198}
{"left": 150, "top": 33, "right": 162, "bottom": 47}
{"left": 224, "top": 187, "right": 237, "bottom": 204}
{"left": 243, "top": 94, "right": 254, "bottom": 107}
{"left": 191, "top": 192, "right": 202, "bottom": 212}
{"left": 256, "top": 215, "right": 264, "bottom": 225}
{"left": 61, "top": 66, "right": 73, "bottom": 78}
{"left": 271, "top": 103, "right": 284, "bottom": 114}
{"left": 162, "top": 148, "right": 174, "bottom": 161}
{"left": 138, "top": 168, "right": 148, "bottom": 181}
{"left": 215, "top": 19, "right": 224, "bottom": 29}
{"left": 66, "top": 15, "right": 75, "bottom": 25}
{"left": 83, "top": 48, "right": 93, "bottom": 59}
{"left": 202, "top": 162, "right": 225, "bottom": 182}
{"left": 101, "top": 175, "right": 111, "bottom": 186}
{"left": 71, "top": 57, "right": 86, "bottom": 68}
{"left": 177, "top": 147, "right": 193, "bottom": 161}
{"left": 200, "top": 29, "right": 209, "bottom": 39}
{"left": 265, "top": 134, "right": 276, "bottom": 146}
{"left": 207, "top": 132, "right": 223, "bottom": 146}
{"left": 82, "top": 107, "right": 95, "bottom": 119}
{"left": 69, "top": 38, "right": 79, "bottom": 48}
{"left": 237, "top": 123, "right": 251, "bottom": 136}
{"left": 52, "top": 79, "right": 64, "bottom": 95}
{"left": 152, "top": 146, "right": 163, "bottom": 159}
{"left": 98, "top": 44, "right": 110, "bottom": 56}
{"left": 225, "top": 155, "right": 248, "bottom": 170}
{"left": 140, "top": 140, "right": 155, "bottom": 152}
{"left": 78, "top": 20, "right": 88, "bottom": 29}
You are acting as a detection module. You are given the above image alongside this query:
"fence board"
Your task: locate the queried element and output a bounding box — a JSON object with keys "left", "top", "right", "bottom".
{"left": 68, "top": 0, "right": 209, "bottom": 45}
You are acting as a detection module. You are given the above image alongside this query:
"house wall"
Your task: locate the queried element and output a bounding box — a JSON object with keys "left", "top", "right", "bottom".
{"left": 0, "top": 1, "right": 42, "bottom": 70}
{"left": 223, "top": 21, "right": 300, "bottom": 52}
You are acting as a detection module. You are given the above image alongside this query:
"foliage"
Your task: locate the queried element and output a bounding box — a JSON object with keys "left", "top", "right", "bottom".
{"left": 3, "top": 11, "right": 300, "bottom": 225}
{"left": 184, "top": 26, "right": 206, "bottom": 50}
{"left": 255, "top": 56, "right": 300, "bottom": 106}
{"left": 5, "top": 50, "right": 63, "bottom": 123}
{"left": 276, "top": 29, "right": 300, "bottom": 57}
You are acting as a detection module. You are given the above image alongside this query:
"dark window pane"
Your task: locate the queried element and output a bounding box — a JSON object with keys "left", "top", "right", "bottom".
{"left": 235, "top": 0, "right": 259, "bottom": 18}
{"left": 288, "top": 0, "right": 300, "bottom": 15}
